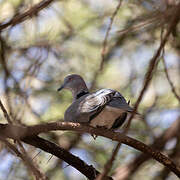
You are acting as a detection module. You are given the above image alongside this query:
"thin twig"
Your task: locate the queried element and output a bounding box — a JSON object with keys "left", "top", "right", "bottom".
{"left": 93, "top": 2, "right": 123, "bottom": 179}
{"left": 125, "top": 2, "right": 180, "bottom": 131}
{"left": 90, "top": 0, "right": 122, "bottom": 90}
{"left": 117, "top": 6, "right": 178, "bottom": 35}
{"left": 96, "top": 142, "right": 121, "bottom": 180}
{"left": 101, "top": 0, "right": 122, "bottom": 70}
{"left": 0, "top": 36, "right": 18, "bottom": 122}
{"left": 0, "top": 99, "right": 47, "bottom": 180}
{"left": 113, "top": 7, "right": 180, "bottom": 171}
{"left": 160, "top": 25, "right": 180, "bottom": 103}
{"left": 0, "top": 99, "right": 12, "bottom": 123}
{"left": 33, "top": 151, "right": 41, "bottom": 160}
{"left": 0, "top": 138, "right": 48, "bottom": 180}
{"left": 0, "top": 0, "right": 55, "bottom": 31}
{"left": 162, "top": 57, "right": 180, "bottom": 103}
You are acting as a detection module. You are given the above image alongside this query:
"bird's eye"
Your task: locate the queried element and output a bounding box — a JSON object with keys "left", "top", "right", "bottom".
{"left": 68, "top": 77, "right": 72, "bottom": 82}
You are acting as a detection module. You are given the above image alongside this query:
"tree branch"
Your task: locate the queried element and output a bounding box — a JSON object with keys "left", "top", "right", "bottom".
{"left": 96, "top": 142, "right": 121, "bottom": 180}
{"left": 22, "top": 135, "right": 112, "bottom": 180}
{"left": 162, "top": 56, "right": 180, "bottom": 103}
{"left": 0, "top": 0, "right": 55, "bottom": 31}
{"left": 0, "top": 137, "right": 48, "bottom": 180}
{"left": 0, "top": 98, "right": 47, "bottom": 179}
{"left": 125, "top": 2, "right": 180, "bottom": 130}
{"left": 0, "top": 121, "right": 180, "bottom": 178}
{"left": 113, "top": 116, "right": 180, "bottom": 179}
{"left": 90, "top": 0, "right": 122, "bottom": 90}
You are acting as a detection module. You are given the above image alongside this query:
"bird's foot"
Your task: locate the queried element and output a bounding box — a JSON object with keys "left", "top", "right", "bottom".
{"left": 91, "top": 134, "right": 98, "bottom": 140}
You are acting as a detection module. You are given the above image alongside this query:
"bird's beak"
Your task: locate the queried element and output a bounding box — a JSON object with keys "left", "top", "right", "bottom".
{"left": 57, "top": 84, "right": 64, "bottom": 91}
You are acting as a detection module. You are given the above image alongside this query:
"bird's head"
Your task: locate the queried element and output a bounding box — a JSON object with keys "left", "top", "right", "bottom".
{"left": 57, "top": 74, "right": 88, "bottom": 95}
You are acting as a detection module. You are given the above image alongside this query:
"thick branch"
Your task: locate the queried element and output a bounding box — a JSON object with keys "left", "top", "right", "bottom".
{"left": 22, "top": 136, "right": 112, "bottom": 180}
{"left": 0, "top": 137, "right": 47, "bottom": 180}
{"left": 0, "top": 121, "right": 180, "bottom": 178}
{"left": 113, "top": 116, "right": 180, "bottom": 179}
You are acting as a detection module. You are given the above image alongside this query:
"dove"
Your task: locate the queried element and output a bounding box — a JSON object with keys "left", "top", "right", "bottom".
{"left": 57, "top": 74, "right": 134, "bottom": 130}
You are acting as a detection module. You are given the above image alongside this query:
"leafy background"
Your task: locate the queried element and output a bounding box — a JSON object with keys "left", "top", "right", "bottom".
{"left": 0, "top": 0, "right": 179, "bottom": 180}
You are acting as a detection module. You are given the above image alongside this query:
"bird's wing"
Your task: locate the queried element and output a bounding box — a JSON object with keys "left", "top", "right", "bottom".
{"left": 76, "top": 89, "right": 135, "bottom": 125}
{"left": 78, "top": 89, "right": 133, "bottom": 118}
{"left": 107, "top": 91, "right": 133, "bottom": 112}
{"left": 78, "top": 89, "right": 115, "bottom": 114}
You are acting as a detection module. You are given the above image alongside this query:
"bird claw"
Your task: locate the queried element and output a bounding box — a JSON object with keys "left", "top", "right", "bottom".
{"left": 91, "top": 134, "right": 98, "bottom": 140}
{"left": 91, "top": 126, "right": 108, "bottom": 139}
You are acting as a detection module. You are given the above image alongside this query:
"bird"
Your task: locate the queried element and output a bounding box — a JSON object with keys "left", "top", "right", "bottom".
{"left": 57, "top": 74, "right": 135, "bottom": 132}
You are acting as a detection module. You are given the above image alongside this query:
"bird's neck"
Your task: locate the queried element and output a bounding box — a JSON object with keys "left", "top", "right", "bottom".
{"left": 76, "top": 90, "right": 89, "bottom": 99}
{"left": 72, "top": 87, "right": 89, "bottom": 101}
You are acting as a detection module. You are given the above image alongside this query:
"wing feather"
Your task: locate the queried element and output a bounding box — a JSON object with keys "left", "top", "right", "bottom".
{"left": 79, "top": 89, "right": 115, "bottom": 113}
{"left": 76, "top": 89, "right": 133, "bottom": 124}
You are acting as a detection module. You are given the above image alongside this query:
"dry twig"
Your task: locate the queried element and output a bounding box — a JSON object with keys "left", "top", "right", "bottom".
{"left": 23, "top": 135, "right": 112, "bottom": 180}
{"left": 113, "top": 116, "right": 180, "bottom": 179}
{"left": 96, "top": 142, "right": 121, "bottom": 180}
{"left": 0, "top": 138, "right": 48, "bottom": 180}
{"left": 0, "top": 0, "right": 55, "bottom": 31}
{"left": 0, "top": 121, "right": 180, "bottom": 178}
{"left": 162, "top": 57, "right": 180, "bottom": 103}
{"left": 0, "top": 99, "right": 47, "bottom": 180}
{"left": 125, "top": 2, "right": 180, "bottom": 132}
{"left": 112, "top": 6, "right": 180, "bottom": 179}
{"left": 94, "top": 2, "right": 123, "bottom": 179}
{"left": 90, "top": 0, "right": 122, "bottom": 90}
{"left": 0, "top": 100, "right": 12, "bottom": 123}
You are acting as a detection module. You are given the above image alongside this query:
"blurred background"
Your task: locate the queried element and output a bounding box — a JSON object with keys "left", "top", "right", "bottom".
{"left": 0, "top": 0, "right": 180, "bottom": 180}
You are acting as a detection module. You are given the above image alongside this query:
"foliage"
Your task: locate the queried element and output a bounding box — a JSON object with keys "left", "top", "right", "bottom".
{"left": 0, "top": 0, "right": 179, "bottom": 180}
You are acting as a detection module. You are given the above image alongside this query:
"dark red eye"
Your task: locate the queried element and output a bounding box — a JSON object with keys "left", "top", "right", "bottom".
{"left": 68, "top": 77, "right": 72, "bottom": 81}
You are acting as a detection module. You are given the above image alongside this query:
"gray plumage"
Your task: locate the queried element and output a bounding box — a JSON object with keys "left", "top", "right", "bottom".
{"left": 58, "top": 74, "right": 134, "bottom": 129}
